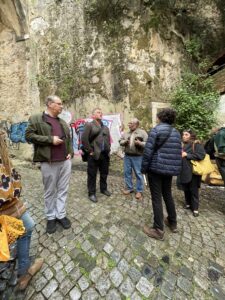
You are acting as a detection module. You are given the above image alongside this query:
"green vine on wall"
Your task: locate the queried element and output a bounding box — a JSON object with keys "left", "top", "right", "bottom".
{"left": 184, "top": 37, "right": 202, "bottom": 62}
{"left": 85, "top": 0, "right": 128, "bottom": 38}
{"left": 85, "top": 0, "right": 126, "bottom": 25}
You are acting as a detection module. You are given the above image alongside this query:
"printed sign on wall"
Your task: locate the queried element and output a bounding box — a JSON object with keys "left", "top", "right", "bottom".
{"left": 70, "top": 114, "right": 122, "bottom": 155}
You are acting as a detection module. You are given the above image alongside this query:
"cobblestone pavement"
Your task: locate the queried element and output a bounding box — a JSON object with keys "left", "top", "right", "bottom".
{"left": 10, "top": 159, "right": 225, "bottom": 299}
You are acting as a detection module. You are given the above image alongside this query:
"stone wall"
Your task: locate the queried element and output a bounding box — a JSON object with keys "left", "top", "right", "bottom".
{"left": 0, "top": 0, "right": 225, "bottom": 130}
{"left": 0, "top": 0, "right": 39, "bottom": 123}
{"left": 28, "top": 0, "right": 184, "bottom": 128}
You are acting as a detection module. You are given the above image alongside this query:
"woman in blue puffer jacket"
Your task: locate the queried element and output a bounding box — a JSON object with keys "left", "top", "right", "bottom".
{"left": 141, "top": 108, "right": 182, "bottom": 240}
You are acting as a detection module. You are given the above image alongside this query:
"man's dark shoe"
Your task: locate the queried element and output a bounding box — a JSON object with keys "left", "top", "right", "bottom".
{"left": 46, "top": 219, "right": 56, "bottom": 234}
{"left": 101, "top": 190, "right": 111, "bottom": 197}
{"left": 143, "top": 225, "right": 164, "bottom": 241}
{"left": 89, "top": 195, "right": 98, "bottom": 202}
{"left": 57, "top": 217, "right": 71, "bottom": 229}
{"left": 164, "top": 218, "right": 178, "bottom": 233}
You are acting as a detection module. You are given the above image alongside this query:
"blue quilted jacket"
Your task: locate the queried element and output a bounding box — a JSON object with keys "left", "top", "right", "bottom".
{"left": 141, "top": 123, "right": 182, "bottom": 176}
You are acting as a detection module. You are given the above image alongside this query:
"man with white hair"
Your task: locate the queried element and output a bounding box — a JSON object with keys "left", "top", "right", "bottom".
{"left": 25, "top": 95, "right": 73, "bottom": 234}
{"left": 119, "top": 118, "right": 148, "bottom": 200}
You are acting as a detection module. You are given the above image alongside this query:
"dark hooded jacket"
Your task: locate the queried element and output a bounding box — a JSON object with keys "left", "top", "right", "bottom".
{"left": 141, "top": 123, "right": 182, "bottom": 176}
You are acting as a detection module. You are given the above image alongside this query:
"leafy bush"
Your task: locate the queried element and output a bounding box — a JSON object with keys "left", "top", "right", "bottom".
{"left": 171, "top": 72, "right": 219, "bottom": 139}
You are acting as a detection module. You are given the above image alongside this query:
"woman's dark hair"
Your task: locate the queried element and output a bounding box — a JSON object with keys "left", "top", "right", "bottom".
{"left": 157, "top": 108, "right": 176, "bottom": 125}
{"left": 182, "top": 129, "right": 197, "bottom": 141}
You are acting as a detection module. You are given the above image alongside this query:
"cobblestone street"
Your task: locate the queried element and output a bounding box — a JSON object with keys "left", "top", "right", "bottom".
{"left": 12, "top": 158, "right": 225, "bottom": 299}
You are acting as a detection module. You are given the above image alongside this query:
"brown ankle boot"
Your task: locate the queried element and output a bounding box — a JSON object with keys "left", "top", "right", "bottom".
{"left": 17, "top": 258, "right": 44, "bottom": 291}
{"left": 143, "top": 225, "right": 164, "bottom": 240}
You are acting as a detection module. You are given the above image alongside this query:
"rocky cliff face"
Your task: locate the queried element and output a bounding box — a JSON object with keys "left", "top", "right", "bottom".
{"left": 0, "top": 0, "right": 225, "bottom": 127}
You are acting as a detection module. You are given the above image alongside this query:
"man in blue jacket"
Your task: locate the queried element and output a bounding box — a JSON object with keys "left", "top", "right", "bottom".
{"left": 141, "top": 108, "right": 182, "bottom": 240}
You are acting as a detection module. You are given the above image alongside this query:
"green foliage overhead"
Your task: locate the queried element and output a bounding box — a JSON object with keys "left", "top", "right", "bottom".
{"left": 171, "top": 72, "right": 220, "bottom": 140}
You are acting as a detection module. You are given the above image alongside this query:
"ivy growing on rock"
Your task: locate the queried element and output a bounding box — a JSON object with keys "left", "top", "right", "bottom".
{"left": 85, "top": 0, "right": 126, "bottom": 25}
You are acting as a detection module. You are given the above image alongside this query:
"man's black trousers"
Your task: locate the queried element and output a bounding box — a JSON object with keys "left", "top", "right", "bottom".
{"left": 148, "top": 172, "right": 177, "bottom": 231}
{"left": 87, "top": 153, "right": 110, "bottom": 196}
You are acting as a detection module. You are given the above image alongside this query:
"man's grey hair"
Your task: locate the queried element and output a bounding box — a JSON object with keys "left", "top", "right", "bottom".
{"left": 92, "top": 108, "right": 102, "bottom": 114}
{"left": 45, "top": 95, "right": 61, "bottom": 106}
{"left": 130, "top": 118, "right": 139, "bottom": 126}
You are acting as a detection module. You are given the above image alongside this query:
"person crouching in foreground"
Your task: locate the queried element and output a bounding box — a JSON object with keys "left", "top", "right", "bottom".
{"left": 0, "top": 131, "right": 43, "bottom": 291}
{"left": 141, "top": 108, "right": 182, "bottom": 240}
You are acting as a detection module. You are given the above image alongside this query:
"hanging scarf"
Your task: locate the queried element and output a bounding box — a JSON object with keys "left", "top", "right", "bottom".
{"left": 0, "top": 215, "right": 25, "bottom": 261}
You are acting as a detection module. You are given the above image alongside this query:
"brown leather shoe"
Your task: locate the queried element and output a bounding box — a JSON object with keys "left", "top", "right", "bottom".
{"left": 143, "top": 225, "right": 164, "bottom": 240}
{"left": 123, "top": 189, "right": 133, "bottom": 195}
{"left": 17, "top": 258, "right": 44, "bottom": 291}
{"left": 164, "top": 218, "right": 178, "bottom": 233}
{"left": 135, "top": 192, "right": 143, "bottom": 200}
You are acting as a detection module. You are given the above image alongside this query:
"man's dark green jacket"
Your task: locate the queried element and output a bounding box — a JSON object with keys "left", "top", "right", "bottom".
{"left": 25, "top": 112, "right": 73, "bottom": 162}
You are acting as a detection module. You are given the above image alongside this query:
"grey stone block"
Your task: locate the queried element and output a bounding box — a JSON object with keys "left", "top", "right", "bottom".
{"left": 136, "top": 276, "right": 154, "bottom": 298}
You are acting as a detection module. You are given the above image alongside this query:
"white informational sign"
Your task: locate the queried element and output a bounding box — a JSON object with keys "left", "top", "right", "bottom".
{"left": 103, "top": 114, "right": 122, "bottom": 153}
{"left": 71, "top": 114, "right": 122, "bottom": 155}
{"left": 59, "top": 110, "right": 73, "bottom": 124}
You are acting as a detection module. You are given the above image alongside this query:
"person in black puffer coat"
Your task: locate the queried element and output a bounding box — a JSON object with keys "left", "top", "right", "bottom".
{"left": 178, "top": 129, "right": 205, "bottom": 217}
{"left": 141, "top": 108, "right": 182, "bottom": 240}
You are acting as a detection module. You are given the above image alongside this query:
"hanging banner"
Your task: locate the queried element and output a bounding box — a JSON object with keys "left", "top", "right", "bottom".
{"left": 70, "top": 114, "right": 122, "bottom": 155}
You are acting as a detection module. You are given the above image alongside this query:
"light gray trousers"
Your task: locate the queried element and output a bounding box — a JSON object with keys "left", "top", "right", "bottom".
{"left": 41, "top": 159, "right": 72, "bottom": 220}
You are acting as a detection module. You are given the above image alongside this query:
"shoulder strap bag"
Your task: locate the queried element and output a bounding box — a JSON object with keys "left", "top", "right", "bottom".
{"left": 155, "top": 126, "right": 173, "bottom": 151}
{"left": 191, "top": 143, "right": 215, "bottom": 176}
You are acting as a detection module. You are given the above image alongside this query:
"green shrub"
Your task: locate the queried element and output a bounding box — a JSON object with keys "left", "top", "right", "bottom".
{"left": 171, "top": 72, "right": 219, "bottom": 139}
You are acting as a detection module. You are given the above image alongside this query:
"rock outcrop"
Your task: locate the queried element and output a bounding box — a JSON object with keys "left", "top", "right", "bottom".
{"left": 0, "top": 0, "right": 225, "bottom": 127}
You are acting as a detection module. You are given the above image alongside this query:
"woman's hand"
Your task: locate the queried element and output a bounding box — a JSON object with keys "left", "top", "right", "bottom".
{"left": 182, "top": 151, "right": 187, "bottom": 158}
